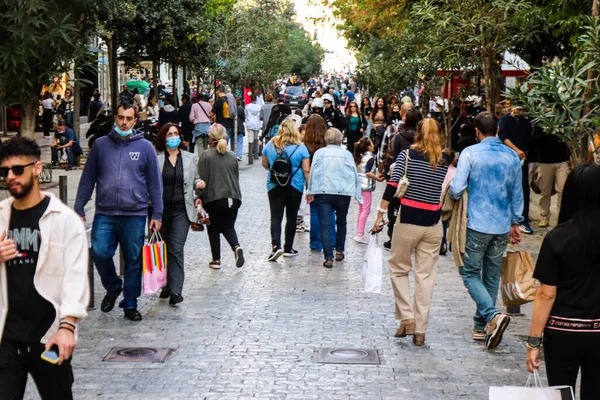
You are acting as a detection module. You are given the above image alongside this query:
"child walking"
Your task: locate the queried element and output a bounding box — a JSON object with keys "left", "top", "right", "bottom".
{"left": 440, "top": 148, "right": 457, "bottom": 255}
{"left": 354, "top": 137, "right": 384, "bottom": 244}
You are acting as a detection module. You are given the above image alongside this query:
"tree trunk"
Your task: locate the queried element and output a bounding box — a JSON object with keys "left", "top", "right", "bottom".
{"left": 20, "top": 97, "right": 39, "bottom": 139}
{"left": 73, "top": 66, "right": 81, "bottom": 141}
{"left": 593, "top": 0, "right": 599, "bottom": 16}
{"left": 171, "top": 60, "right": 178, "bottom": 107}
{"left": 152, "top": 55, "right": 159, "bottom": 100}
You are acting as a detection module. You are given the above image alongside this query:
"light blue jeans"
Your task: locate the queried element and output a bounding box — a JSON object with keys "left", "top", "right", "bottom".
{"left": 459, "top": 229, "right": 509, "bottom": 331}
{"left": 227, "top": 130, "right": 244, "bottom": 159}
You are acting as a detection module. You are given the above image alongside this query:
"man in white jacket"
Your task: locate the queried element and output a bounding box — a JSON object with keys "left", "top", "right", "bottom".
{"left": 245, "top": 92, "right": 263, "bottom": 162}
{"left": 0, "top": 137, "right": 89, "bottom": 400}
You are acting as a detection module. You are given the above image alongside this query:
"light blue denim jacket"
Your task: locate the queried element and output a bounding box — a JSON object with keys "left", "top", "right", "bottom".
{"left": 449, "top": 137, "right": 523, "bottom": 235}
{"left": 307, "top": 145, "right": 363, "bottom": 203}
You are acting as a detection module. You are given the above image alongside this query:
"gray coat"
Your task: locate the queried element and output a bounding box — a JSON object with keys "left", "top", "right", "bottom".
{"left": 157, "top": 150, "right": 201, "bottom": 222}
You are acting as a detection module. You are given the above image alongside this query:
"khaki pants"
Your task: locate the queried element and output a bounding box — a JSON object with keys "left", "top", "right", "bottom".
{"left": 538, "top": 162, "right": 569, "bottom": 218}
{"left": 388, "top": 221, "right": 443, "bottom": 333}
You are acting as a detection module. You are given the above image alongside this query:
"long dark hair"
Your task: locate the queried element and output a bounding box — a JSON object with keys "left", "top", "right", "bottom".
{"left": 371, "top": 97, "right": 388, "bottom": 122}
{"left": 557, "top": 163, "right": 600, "bottom": 261}
{"left": 353, "top": 137, "right": 373, "bottom": 165}
{"left": 360, "top": 97, "right": 371, "bottom": 115}
{"left": 404, "top": 108, "right": 423, "bottom": 131}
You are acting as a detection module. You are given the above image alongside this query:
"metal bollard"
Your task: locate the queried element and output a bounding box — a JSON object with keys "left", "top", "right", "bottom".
{"left": 248, "top": 139, "right": 254, "bottom": 165}
{"left": 87, "top": 248, "right": 95, "bottom": 310}
{"left": 59, "top": 175, "right": 68, "bottom": 204}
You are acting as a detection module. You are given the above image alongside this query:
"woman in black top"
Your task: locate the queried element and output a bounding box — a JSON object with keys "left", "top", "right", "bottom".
{"left": 526, "top": 164, "right": 600, "bottom": 399}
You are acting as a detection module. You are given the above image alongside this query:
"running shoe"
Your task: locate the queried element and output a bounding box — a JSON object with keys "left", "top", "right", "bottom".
{"left": 485, "top": 313, "right": 511, "bottom": 350}
{"left": 268, "top": 246, "right": 284, "bottom": 262}
{"left": 519, "top": 222, "right": 534, "bottom": 234}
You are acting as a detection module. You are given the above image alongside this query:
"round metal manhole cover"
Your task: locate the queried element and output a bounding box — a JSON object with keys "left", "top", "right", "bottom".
{"left": 116, "top": 348, "right": 158, "bottom": 357}
{"left": 329, "top": 349, "right": 369, "bottom": 358}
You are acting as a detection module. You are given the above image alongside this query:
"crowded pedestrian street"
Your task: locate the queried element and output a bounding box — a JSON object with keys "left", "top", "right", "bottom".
{"left": 17, "top": 141, "right": 550, "bottom": 399}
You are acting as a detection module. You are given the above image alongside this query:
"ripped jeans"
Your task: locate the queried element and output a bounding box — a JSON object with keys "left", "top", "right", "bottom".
{"left": 459, "top": 229, "right": 509, "bottom": 331}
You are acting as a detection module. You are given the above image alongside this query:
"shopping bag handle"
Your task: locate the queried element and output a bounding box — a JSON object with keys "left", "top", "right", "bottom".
{"left": 525, "top": 370, "right": 542, "bottom": 388}
{"left": 148, "top": 230, "right": 164, "bottom": 244}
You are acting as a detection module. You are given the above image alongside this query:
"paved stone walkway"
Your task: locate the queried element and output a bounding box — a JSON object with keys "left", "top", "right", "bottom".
{"left": 22, "top": 139, "right": 558, "bottom": 399}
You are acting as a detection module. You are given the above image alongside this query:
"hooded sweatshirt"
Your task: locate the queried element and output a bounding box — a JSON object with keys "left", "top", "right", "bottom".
{"left": 393, "top": 128, "right": 417, "bottom": 159}
{"left": 75, "top": 129, "right": 163, "bottom": 220}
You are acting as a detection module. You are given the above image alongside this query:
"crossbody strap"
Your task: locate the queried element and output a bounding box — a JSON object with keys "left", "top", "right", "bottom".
{"left": 402, "top": 149, "right": 410, "bottom": 178}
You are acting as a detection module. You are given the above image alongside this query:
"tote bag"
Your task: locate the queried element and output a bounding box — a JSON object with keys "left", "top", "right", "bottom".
{"left": 142, "top": 231, "right": 168, "bottom": 294}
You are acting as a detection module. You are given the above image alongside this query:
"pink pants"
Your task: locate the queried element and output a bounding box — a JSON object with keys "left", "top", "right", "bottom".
{"left": 357, "top": 190, "right": 372, "bottom": 236}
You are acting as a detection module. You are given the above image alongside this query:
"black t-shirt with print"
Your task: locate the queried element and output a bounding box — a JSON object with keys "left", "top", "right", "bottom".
{"left": 3, "top": 196, "right": 55, "bottom": 344}
{"left": 533, "top": 222, "right": 600, "bottom": 333}
{"left": 212, "top": 96, "right": 233, "bottom": 129}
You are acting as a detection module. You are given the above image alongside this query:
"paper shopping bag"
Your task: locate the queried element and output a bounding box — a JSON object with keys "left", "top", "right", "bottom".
{"left": 489, "top": 372, "right": 574, "bottom": 400}
{"left": 501, "top": 249, "right": 538, "bottom": 307}
{"left": 142, "top": 231, "right": 168, "bottom": 294}
{"left": 362, "top": 234, "right": 382, "bottom": 293}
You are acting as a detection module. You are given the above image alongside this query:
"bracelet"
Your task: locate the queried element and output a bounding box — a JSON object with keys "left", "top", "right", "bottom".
{"left": 59, "top": 326, "right": 75, "bottom": 333}
{"left": 60, "top": 320, "right": 77, "bottom": 330}
{"left": 377, "top": 207, "right": 388, "bottom": 214}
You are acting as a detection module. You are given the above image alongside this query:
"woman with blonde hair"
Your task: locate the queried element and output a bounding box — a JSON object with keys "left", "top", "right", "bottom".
{"left": 372, "top": 118, "right": 449, "bottom": 346}
{"left": 197, "top": 123, "right": 244, "bottom": 269}
{"left": 262, "top": 119, "right": 311, "bottom": 261}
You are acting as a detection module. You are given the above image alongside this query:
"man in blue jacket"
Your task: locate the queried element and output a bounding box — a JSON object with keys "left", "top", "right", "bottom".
{"left": 75, "top": 103, "right": 163, "bottom": 321}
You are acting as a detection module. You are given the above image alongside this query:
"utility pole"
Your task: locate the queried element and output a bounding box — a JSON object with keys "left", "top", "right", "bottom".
{"left": 111, "top": 34, "right": 119, "bottom": 114}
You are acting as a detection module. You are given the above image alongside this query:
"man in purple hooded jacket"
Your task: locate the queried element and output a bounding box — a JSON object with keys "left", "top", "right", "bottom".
{"left": 75, "top": 103, "right": 163, "bottom": 321}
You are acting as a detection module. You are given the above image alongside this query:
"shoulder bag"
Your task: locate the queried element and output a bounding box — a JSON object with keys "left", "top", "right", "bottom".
{"left": 393, "top": 149, "right": 410, "bottom": 198}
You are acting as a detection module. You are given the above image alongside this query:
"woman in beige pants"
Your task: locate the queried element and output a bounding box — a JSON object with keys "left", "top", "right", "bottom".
{"left": 373, "top": 117, "right": 449, "bottom": 346}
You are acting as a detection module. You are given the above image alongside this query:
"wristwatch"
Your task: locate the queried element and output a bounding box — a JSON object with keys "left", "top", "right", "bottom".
{"left": 526, "top": 336, "right": 542, "bottom": 349}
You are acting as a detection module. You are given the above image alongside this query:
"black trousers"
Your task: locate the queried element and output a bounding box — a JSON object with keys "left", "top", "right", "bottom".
{"left": 522, "top": 160, "right": 530, "bottom": 221}
{"left": 0, "top": 341, "right": 73, "bottom": 400}
{"left": 387, "top": 198, "right": 400, "bottom": 241}
{"left": 544, "top": 332, "right": 600, "bottom": 399}
{"left": 42, "top": 109, "right": 53, "bottom": 137}
{"left": 203, "top": 198, "right": 241, "bottom": 261}
{"left": 267, "top": 185, "right": 303, "bottom": 251}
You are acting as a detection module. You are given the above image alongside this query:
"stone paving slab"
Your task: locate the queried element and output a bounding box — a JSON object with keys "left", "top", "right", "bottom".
{"left": 22, "top": 138, "right": 565, "bottom": 399}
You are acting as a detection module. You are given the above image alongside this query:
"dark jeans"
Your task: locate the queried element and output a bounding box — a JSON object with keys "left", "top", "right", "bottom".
{"left": 268, "top": 186, "right": 303, "bottom": 251}
{"left": 314, "top": 194, "right": 351, "bottom": 260}
{"left": 64, "top": 111, "right": 73, "bottom": 129}
{"left": 522, "top": 160, "right": 530, "bottom": 222}
{"left": 346, "top": 130, "right": 362, "bottom": 154}
{"left": 544, "top": 332, "right": 600, "bottom": 399}
{"left": 203, "top": 198, "right": 241, "bottom": 261}
{"left": 160, "top": 209, "right": 190, "bottom": 295}
{"left": 51, "top": 146, "right": 74, "bottom": 167}
{"left": 91, "top": 214, "right": 147, "bottom": 310}
{"left": 0, "top": 341, "right": 73, "bottom": 400}
{"left": 309, "top": 202, "right": 335, "bottom": 251}
{"left": 442, "top": 220, "right": 449, "bottom": 246}
{"left": 42, "top": 109, "right": 53, "bottom": 137}
{"left": 387, "top": 198, "right": 400, "bottom": 241}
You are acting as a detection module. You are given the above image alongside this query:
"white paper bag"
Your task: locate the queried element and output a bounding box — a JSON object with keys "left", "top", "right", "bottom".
{"left": 362, "top": 234, "right": 382, "bottom": 293}
{"left": 489, "top": 372, "right": 574, "bottom": 400}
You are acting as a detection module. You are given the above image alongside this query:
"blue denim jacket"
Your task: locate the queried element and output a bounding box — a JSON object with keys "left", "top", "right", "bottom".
{"left": 449, "top": 137, "right": 523, "bottom": 235}
{"left": 307, "top": 145, "right": 363, "bottom": 203}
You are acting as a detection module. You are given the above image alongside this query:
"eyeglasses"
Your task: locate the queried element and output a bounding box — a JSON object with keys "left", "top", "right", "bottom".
{"left": 350, "top": 105, "right": 357, "bottom": 108}
{"left": 0, "top": 162, "right": 36, "bottom": 178}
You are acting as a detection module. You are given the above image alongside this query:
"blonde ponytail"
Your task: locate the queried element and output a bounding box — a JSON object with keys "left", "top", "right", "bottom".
{"left": 209, "top": 124, "right": 229, "bottom": 155}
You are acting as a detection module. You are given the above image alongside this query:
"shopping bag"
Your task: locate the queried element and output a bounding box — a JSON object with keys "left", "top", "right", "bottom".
{"left": 362, "top": 234, "right": 382, "bottom": 293}
{"left": 489, "top": 371, "right": 574, "bottom": 400}
{"left": 142, "top": 231, "right": 168, "bottom": 294}
{"left": 501, "top": 247, "right": 538, "bottom": 307}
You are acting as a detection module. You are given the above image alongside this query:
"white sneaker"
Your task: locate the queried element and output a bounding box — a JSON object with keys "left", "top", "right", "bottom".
{"left": 353, "top": 235, "right": 369, "bottom": 244}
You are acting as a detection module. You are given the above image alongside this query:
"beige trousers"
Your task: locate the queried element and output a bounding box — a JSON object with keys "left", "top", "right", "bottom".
{"left": 388, "top": 221, "right": 443, "bottom": 333}
{"left": 538, "top": 162, "right": 569, "bottom": 218}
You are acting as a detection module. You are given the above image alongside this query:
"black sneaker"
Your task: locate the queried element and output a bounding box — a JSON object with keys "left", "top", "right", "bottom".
{"left": 124, "top": 308, "right": 142, "bottom": 321}
{"left": 159, "top": 288, "right": 171, "bottom": 299}
{"left": 383, "top": 241, "right": 392, "bottom": 251}
{"left": 439, "top": 243, "right": 448, "bottom": 256}
{"left": 323, "top": 259, "right": 333, "bottom": 268}
{"left": 268, "top": 246, "right": 284, "bottom": 262}
{"left": 283, "top": 249, "right": 299, "bottom": 257}
{"left": 100, "top": 289, "right": 122, "bottom": 312}
{"left": 234, "top": 246, "right": 245, "bottom": 268}
{"left": 169, "top": 293, "right": 183, "bottom": 306}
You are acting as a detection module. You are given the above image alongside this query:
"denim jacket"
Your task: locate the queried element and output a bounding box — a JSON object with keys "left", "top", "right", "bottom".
{"left": 306, "top": 145, "right": 363, "bottom": 203}
{"left": 449, "top": 137, "right": 523, "bottom": 235}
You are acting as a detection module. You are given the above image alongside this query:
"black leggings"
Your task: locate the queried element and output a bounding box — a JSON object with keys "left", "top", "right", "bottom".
{"left": 268, "top": 185, "right": 303, "bottom": 251}
{"left": 543, "top": 331, "right": 600, "bottom": 399}
{"left": 203, "top": 199, "right": 241, "bottom": 261}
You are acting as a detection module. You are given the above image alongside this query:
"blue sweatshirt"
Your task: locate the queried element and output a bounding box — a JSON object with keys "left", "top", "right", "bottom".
{"left": 75, "top": 129, "right": 163, "bottom": 220}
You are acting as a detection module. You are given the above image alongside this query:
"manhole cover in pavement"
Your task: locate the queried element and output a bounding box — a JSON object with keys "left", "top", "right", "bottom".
{"left": 317, "top": 348, "right": 380, "bottom": 364}
{"left": 102, "top": 347, "right": 173, "bottom": 363}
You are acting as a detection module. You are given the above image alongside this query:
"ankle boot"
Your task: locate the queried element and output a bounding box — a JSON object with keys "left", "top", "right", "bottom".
{"left": 394, "top": 319, "right": 415, "bottom": 337}
{"left": 413, "top": 333, "right": 426, "bottom": 346}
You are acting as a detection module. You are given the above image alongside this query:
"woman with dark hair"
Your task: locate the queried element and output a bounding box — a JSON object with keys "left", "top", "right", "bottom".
{"left": 155, "top": 123, "right": 203, "bottom": 305}
{"left": 393, "top": 108, "right": 423, "bottom": 159}
{"left": 456, "top": 119, "right": 478, "bottom": 153}
{"left": 370, "top": 97, "right": 388, "bottom": 151}
{"left": 41, "top": 91, "right": 54, "bottom": 137}
{"left": 360, "top": 97, "right": 372, "bottom": 120}
{"left": 146, "top": 94, "right": 159, "bottom": 119}
{"left": 344, "top": 101, "right": 368, "bottom": 154}
{"left": 526, "top": 163, "right": 600, "bottom": 399}
{"left": 303, "top": 114, "right": 335, "bottom": 251}
{"left": 61, "top": 88, "right": 74, "bottom": 128}
{"left": 158, "top": 95, "right": 178, "bottom": 128}
{"left": 132, "top": 88, "right": 143, "bottom": 112}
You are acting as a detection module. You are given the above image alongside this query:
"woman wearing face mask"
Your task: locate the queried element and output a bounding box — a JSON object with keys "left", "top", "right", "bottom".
{"left": 155, "top": 123, "right": 205, "bottom": 305}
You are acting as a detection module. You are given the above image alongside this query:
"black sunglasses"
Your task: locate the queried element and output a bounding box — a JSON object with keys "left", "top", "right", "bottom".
{"left": 0, "top": 162, "right": 36, "bottom": 178}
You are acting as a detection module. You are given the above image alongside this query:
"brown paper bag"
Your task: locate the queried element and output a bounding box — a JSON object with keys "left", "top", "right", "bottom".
{"left": 501, "top": 250, "right": 538, "bottom": 307}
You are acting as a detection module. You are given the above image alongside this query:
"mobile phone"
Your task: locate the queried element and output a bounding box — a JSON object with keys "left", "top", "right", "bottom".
{"left": 41, "top": 346, "right": 60, "bottom": 364}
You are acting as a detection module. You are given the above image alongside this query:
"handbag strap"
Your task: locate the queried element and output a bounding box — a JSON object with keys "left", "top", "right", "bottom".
{"left": 402, "top": 149, "right": 410, "bottom": 178}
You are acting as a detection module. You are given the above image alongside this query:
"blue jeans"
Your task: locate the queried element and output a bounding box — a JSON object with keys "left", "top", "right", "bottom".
{"left": 314, "top": 194, "right": 351, "bottom": 260}
{"left": 91, "top": 214, "right": 147, "bottom": 310}
{"left": 459, "top": 229, "right": 509, "bottom": 331}
{"left": 65, "top": 112, "right": 73, "bottom": 128}
{"left": 227, "top": 130, "right": 244, "bottom": 158}
{"left": 310, "top": 202, "right": 335, "bottom": 251}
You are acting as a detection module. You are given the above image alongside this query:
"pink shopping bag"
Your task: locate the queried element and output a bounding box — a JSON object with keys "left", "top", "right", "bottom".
{"left": 142, "top": 231, "right": 167, "bottom": 294}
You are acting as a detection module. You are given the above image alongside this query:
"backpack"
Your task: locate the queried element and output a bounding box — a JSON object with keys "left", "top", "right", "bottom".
{"left": 222, "top": 98, "right": 230, "bottom": 119}
{"left": 270, "top": 145, "right": 301, "bottom": 187}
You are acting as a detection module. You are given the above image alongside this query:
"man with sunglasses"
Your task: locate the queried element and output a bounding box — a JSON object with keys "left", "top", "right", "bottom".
{"left": 0, "top": 137, "right": 89, "bottom": 399}
{"left": 75, "top": 103, "right": 163, "bottom": 321}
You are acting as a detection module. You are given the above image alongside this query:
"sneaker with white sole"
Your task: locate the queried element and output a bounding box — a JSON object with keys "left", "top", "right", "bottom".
{"left": 268, "top": 247, "right": 284, "bottom": 262}
{"left": 353, "top": 235, "right": 369, "bottom": 244}
{"left": 485, "top": 313, "right": 511, "bottom": 350}
{"left": 283, "top": 249, "right": 299, "bottom": 257}
{"left": 234, "top": 246, "right": 244, "bottom": 268}
{"left": 472, "top": 329, "right": 486, "bottom": 341}
{"left": 209, "top": 260, "right": 221, "bottom": 269}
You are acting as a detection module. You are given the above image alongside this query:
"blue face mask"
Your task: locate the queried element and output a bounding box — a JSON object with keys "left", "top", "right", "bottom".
{"left": 166, "top": 137, "right": 181, "bottom": 149}
{"left": 114, "top": 124, "right": 133, "bottom": 137}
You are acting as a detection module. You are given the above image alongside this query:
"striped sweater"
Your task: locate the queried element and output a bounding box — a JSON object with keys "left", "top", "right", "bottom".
{"left": 383, "top": 149, "right": 449, "bottom": 226}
